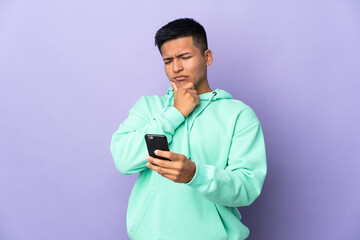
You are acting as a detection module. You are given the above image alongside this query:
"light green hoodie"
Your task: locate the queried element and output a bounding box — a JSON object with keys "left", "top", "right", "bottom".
{"left": 110, "top": 87, "right": 267, "bottom": 240}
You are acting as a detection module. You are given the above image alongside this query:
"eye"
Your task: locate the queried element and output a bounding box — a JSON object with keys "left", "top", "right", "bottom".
{"left": 182, "top": 56, "right": 191, "bottom": 60}
{"left": 164, "top": 60, "right": 172, "bottom": 65}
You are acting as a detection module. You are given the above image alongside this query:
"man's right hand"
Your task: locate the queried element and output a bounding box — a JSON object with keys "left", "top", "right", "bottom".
{"left": 171, "top": 81, "right": 200, "bottom": 118}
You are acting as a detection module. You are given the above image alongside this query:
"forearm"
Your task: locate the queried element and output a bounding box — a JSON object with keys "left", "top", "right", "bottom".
{"left": 110, "top": 106, "right": 185, "bottom": 174}
{"left": 186, "top": 121, "right": 267, "bottom": 207}
{"left": 186, "top": 163, "right": 266, "bottom": 207}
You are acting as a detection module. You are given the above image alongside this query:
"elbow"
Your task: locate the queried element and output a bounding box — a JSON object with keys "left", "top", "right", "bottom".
{"left": 114, "top": 159, "right": 133, "bottom": 175}
{"left": 110, "top": 138, "right": 146, "bottom": 175}
{"left": 111, "top": 153, "right": 134, "bottom": 175}
{"left": 242, "top": 166, "right": 267, "bottom": 206}
{"left": 234, "top": 177, "right": 264, "bottom": 207}
{"left": 110, "top": 141, "right": 132, "bottom": 175}
{"left": 243, "top": 176, "right": 266, "bottom": 207}
{"left": 243, "top": 190, "right": 261, "bottom": 207}
{"left": 231, "top": 187, "right": 260, "bottom": 207}
{"left": 113, "top": 157, "right": 144, "bottom": 175}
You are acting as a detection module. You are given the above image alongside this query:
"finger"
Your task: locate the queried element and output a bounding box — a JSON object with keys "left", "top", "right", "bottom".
{"left": 147, "top": 161, "right": 162, "bottom": 172}
{"left": 154, "top": 150, "right": 179, "bottom": 161}
{"left": 182, "top": 81, "right": 195, "bottom": 90}
{"left": 161, "top": 173, "right": 178, "bottom": 182}
{"left": 186, "top": 89, "right": 198, "bottom": 94}
{"left": 188, "top": 92, "right": 200, "bottom": 103}
{"left": 146, "top": 156, "right": 173, "bottom": 169}
{"left": 194, "top": 95, "right": 200, "bottom": 102}
{"left": 189, "top": 93, "right": 200, "bottom": 101}
{"left": 171, "top": 81, "right": 178, "bottom": 93}
{"left": 146, "top": 161, "right": 179, "bottom": 175}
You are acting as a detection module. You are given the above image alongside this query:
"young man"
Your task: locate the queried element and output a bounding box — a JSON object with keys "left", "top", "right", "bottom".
{"left": 110, "top": 18, "right": 267, "bottom": 240}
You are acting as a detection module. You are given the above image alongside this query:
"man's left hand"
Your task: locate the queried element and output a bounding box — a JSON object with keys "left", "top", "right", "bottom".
{"left": 146, "top": 150, "right": 196, "bottom": 183}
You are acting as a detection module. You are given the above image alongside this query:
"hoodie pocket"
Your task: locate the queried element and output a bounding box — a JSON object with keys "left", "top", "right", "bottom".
{"left": 166, "top": 190, "right": 228, "bottom": 239}
{"left": 131, "top": 188, "right": 228, "bottom": 240}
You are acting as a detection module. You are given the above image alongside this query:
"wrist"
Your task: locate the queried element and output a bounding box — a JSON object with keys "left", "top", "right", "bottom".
{"left": 186, "top": 161, "right": 197, "bottom": 183}
{"left": 185, "top": 161, "right": 198, "bottom": 184}
{"left": 174, "top": 105, "right": 188, "bottom": 118}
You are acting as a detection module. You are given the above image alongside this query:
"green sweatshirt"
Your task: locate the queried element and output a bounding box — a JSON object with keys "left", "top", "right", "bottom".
{"left": 110, "top": 87, "right": 267, "bottom": 240}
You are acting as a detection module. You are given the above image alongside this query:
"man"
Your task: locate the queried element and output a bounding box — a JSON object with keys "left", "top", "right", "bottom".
{"left": 110, "top": 18, "right": 267, "bottom": 240}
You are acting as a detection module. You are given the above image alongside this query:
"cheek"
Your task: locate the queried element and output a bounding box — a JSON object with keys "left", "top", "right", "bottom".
{"left": 191, "top": 63, "right": 205, "bottom": 78}
{"left": 186, "top": 61, "right": 198, "bottom": 75}
{"left": 164, "top": 65, "right": 172, "bottom": 77}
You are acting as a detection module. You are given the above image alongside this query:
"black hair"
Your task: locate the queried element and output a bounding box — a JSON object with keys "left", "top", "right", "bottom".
{"left": 155, "top": 18, "right": 208, "bottom": 54}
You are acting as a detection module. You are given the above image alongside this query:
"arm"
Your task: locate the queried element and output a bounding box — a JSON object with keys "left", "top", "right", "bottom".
{"left": 110, "top": 96, "right": 185, "bottom": 175}
{"left": 186, "top": 114, "right": 267, "bottom": 207}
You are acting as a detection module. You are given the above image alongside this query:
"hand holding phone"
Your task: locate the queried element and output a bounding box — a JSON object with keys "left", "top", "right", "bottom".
{"left": 145, "top": 134, "right": 170, "bottom": 161}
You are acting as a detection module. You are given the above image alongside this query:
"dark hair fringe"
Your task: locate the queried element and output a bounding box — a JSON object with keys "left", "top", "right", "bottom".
{"left": 155, "top": 18, "right": 208, "bottom": 54}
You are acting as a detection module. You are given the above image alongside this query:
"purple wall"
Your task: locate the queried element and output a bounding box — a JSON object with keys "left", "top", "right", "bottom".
{"left": 1, "top": 1, "right": 359, "bottom": 239}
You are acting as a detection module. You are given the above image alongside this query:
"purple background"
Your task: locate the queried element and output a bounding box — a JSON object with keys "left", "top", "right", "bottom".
{"left": 1, "top": 0, "right": 359, "bottom": 239}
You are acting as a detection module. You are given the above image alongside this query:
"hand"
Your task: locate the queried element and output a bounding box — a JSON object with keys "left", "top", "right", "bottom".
{"left": 146, "top": 150, "right": 196, "bottom": 183}
{"left": 171, "top": 81, "right": 200, "bottom": 118}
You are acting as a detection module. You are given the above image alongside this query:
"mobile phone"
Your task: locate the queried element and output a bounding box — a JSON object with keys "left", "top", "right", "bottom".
{"left": 144, "top": 134, "right": 171, "bottom": 161}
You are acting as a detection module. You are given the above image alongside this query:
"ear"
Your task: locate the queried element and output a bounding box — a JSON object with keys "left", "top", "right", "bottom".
{"left": 204, "top": 49, "right": 213, "bottom": 66}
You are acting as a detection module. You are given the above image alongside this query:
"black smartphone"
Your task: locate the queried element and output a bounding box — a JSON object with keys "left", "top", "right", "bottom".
{"left": 144, "top": 134, "right": 171, "bottom": 161}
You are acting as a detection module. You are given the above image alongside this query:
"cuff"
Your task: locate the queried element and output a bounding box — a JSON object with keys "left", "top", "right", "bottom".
{"left": 185, "top": 162, "right": 215, "bottom": 193}
{"left": 161, "top": 106, "right": 185, "bottom": 130}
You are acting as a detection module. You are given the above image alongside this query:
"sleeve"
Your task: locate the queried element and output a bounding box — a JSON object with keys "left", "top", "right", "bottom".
{"left": 185, "top": 110, "right": 267, "bottom": 207}
{"left": 110, "top": 96, "right": 185, "bottom": 175}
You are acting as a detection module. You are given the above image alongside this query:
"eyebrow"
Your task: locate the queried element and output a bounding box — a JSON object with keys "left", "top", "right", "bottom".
{"left": 163, "top": 52, "right": 192, "bottom": 61}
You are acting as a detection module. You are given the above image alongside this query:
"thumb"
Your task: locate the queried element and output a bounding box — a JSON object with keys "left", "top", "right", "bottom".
{"left": 170, "top": 81, "right": 178, "bottom": 94}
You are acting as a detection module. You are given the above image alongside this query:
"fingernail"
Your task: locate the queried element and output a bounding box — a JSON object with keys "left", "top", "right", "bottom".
{"left": 154, "top": 150, "right": 159, "bottom": 155}
{"left": 146, "top": 156, "right": 150, "bottom": 160}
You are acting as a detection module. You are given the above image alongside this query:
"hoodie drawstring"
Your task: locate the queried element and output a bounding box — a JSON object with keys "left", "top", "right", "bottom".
{"left": 166, "top": 90, "right": 218, "bottom": 160}
{"left": 187, "top": 91, "right": 217, "bottom": 160}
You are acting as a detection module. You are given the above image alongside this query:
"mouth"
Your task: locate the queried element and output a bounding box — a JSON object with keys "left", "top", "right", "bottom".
{"left": 173, "top": 75, "right": 188, "bottom": 81}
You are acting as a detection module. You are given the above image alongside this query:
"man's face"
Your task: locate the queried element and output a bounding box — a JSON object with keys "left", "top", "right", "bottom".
{"left": 160, "top": 36, "right": 210, "bottom": 90}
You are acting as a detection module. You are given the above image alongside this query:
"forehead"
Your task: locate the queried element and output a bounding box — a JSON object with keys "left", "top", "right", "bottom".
{"left": 161, "top": 36, "right": 200, "bottom": 57}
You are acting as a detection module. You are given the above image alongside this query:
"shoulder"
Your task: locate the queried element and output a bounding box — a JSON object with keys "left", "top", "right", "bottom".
{"left": 132, "top": 94, "right": 163, "bottom": 106}
{"left": 216, "top": 98, "right": 258, "bottom": 120}
{"left": 130, "top": 94, "right": 169, "bottom": 113}
{"left": 217, "top": 98, "right": 260, "bottom": 132}
{"left": 141, "top": 94, "right": 169, "bottom": 107}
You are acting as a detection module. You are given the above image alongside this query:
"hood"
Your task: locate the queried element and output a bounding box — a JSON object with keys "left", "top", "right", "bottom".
{"left": 164, "top": 87, "right": 233, "bottom": 160}
{"left": 166, "top": 87, "right": 233, "bottom": 101}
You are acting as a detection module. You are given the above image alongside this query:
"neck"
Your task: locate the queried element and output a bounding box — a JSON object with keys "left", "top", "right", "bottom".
{"left": 196, "top": 78, "right": 212, "bottom": 95}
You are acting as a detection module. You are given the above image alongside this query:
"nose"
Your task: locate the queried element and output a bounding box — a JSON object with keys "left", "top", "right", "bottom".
{"left": 172, "top": 58, "right": 183, "bottom": 73}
